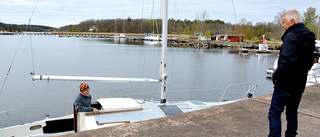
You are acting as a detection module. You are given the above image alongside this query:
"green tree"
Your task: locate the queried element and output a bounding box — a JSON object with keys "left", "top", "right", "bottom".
{"left": 235, "top": 18, "right": 247, "bottom": 34}
{"left": 303, "top": 7, "right": 318, "bottom": 37}
{"left": 194, "top": 25, "right": 200, "bottom": 34}
{"left": 204, "top": 30, "right": 211, "bottom": 39}
{"left": 205, "top": 19, "right": 225, "bottom": 24}
{"left": 148, "top": 20, "right": 154, "bottom": 33}
{"left": 242, "top": 22, "right": 254, "bottom": 40}
{"left": 184, "top": 26, "right": 192, "bottom": 35}
{"left": 303, "top": 7, "right": 318, "bottom": 26}
{"left": 72, "top": 25, "right": 76, "bottom": 32}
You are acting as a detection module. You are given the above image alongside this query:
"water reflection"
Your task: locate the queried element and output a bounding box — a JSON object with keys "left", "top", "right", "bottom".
{"left": 0, "top": 35, "right": 278, "bottom": 127}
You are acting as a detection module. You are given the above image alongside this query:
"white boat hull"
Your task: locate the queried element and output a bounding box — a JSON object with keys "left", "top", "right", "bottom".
{"left": 0, "top": 99, "right": 238, "bottom": 136}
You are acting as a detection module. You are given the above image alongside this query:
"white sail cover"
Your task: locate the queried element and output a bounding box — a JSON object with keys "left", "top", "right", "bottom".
{"left": 97, "top": 98, "right": 141, "bottom": 111}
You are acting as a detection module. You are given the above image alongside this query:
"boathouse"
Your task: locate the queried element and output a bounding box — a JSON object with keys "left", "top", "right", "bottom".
{"left": 227, "top": 34, "right": 244, "bottom": 42}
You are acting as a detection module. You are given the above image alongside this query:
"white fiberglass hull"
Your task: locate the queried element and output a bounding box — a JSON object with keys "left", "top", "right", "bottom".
{"left": 0, "top": 99, "right": 238, "bottom": 137}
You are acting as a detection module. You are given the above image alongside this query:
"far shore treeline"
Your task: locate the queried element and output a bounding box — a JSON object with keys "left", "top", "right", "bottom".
{"left": 1, "top": 7, "right": 318, "bottom": 41}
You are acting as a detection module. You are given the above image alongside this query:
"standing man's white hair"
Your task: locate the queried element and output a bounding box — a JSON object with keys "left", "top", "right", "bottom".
{"left": 283, "top": 9, "right": 302, "bottom": 23}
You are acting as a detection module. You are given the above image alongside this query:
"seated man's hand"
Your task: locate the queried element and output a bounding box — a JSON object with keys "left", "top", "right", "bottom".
{"left": 93, "top": 108, "right": 100, "bottom": 114}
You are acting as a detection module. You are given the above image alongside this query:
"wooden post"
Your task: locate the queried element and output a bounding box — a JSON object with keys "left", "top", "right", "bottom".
{"left": 73, "top": 104, "right": 77, "bottom": 133}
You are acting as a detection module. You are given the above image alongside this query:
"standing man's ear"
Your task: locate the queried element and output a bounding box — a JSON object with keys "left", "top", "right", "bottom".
{"left": 291, "top": 19, "right": 296, "bottom": 25}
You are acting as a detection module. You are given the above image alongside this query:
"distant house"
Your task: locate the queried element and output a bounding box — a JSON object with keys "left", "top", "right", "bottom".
{"left": 211, "top": 35, "right": 227, "bottom": 41}
{"left": 88, "top": 28, "right": 94, "bottom": 32}
{"left": 211, "top": 34, "right": 244, "bottom": 42}
{"left": 89, "top": 25, "right": 97, "bottom": 32}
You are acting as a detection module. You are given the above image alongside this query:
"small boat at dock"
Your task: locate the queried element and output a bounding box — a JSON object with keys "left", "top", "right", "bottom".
{"left": 239, "top": 48, "right": 280, "bottom": 54}
{"left": 266, "top": 40, "right": 320, "bottom": 86}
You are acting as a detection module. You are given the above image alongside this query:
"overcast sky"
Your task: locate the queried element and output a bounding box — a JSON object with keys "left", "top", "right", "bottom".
{"left": 0, "top": 0, "right": 319, "bottom": 28}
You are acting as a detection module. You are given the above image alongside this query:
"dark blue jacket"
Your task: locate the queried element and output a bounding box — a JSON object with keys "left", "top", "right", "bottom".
{"left": 273, "top": 23, "right": 315, "bottom": 95}
{"left": 75, "top": 93, "right": 93, "bottom": 112}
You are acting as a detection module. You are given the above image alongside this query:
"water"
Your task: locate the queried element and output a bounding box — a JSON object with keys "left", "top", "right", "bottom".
{"left": 0, "top": 35, "right": 278, "bottom": 128}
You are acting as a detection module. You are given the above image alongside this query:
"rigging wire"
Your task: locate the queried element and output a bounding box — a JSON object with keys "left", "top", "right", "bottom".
{"left": 241, "top": 55, "right": 249, "bottom": 87}
{"left": 141, "top": 0, "right": 144, "bottom": 33}
{"left": 30, "top": 35, "right": 36, "bottom": 74}
{"left": 0, "top": 36, "right": 25, "bottom": 94}
{"left": 169, "top": 44, "right": 174, "bottom": 105}
{"left": 0, "top": 0, "right": 39, "bottom": 94}
{"left": 173, "top": 0, "right": 179, "bottom": 33}
{"left": 232, "top": 0, "right": 248, "bottom": 86}
{"left": 156, "top": 0, "right": 160, "bottom": 35}
{"left": 151, "top": 0, "right": 155, "bottom": 34}
{"left": 232, "top": 0, "right": 238, "bottom": 25}
{"left": 29, "top": 0, "right": 39, "bottom": 25}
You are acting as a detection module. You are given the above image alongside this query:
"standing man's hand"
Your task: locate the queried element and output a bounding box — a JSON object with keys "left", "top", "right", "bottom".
{"left": 272, "top": 73, "right": 277, "bottom": 83}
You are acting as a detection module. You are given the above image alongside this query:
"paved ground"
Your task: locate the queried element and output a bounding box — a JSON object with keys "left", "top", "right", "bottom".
{"left": 59, "top": 84, "right": 320, "bottom": 137}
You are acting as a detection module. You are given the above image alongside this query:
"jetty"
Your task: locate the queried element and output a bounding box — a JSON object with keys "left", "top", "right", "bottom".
{"left": 0, "top": 32, "right": 14, "bottom": 35}
{"left": 239, "top": 48, "right": 280, "bottom": 54}
{"left": 59, "top": 84, "right": 320, "bottom": 137}
{"left": 5, "top": 31, "right": 280, "bottom": 52}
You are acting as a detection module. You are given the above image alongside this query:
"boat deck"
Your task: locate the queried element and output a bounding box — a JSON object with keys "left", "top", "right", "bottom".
{"left": 75, "top": 99, "right": 237, "bottom": 132}
{"left": 59, "top": 84, "right": 320, "bottom": 137}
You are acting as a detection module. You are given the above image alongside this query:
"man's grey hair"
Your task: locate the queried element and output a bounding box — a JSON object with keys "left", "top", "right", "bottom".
{"left": 283, "top": 9, "right": 302, "bottom": 23}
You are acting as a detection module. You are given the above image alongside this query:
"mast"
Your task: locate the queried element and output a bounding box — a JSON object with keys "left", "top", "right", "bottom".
{"left": 160, "top": 0, "right": 168, "bottom": 104}
{"left": 152, "top": 0, "right": 155, "bottom": 34}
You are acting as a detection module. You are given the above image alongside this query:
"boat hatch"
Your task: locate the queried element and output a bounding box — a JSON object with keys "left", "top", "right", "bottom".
{"left": 97, "top": 98, "right": 141, "bottom": 111}
{"left": 157, "top": 105, "right": 183, "bottom": 116}
{"left": 186, "top": 100, "right": 210, "bottom": 107}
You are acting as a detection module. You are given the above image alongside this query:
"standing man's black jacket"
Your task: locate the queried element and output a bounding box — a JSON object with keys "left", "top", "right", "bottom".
{"left": 273, "top": 23, "right": 315, "bottom": 95}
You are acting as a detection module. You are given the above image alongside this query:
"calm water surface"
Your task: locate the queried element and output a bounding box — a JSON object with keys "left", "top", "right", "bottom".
{"left": 0, "top": 35, "right": 278, "bottom": 127}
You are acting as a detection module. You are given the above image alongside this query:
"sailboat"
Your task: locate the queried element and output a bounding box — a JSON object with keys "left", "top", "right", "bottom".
{"left": 145, "top": 0, "right": 161, "bottom": 41}
{"left": 0, "top": 0, "right": 258, "bottom": 136}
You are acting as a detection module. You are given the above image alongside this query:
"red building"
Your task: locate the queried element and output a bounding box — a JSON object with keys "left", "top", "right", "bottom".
{"left": 227, "top": 34, "right": 244, "bottom": 42}
{"left": 211, "top": 34, "right": 244, "bottom": 42}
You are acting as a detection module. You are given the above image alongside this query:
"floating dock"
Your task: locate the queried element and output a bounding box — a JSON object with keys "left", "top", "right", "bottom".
{"left": 239, "top": 48, "right": 280, "bottom": 54}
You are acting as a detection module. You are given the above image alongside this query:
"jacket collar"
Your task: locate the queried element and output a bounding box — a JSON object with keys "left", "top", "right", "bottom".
{"left": 281, "top": 23, "right": 304, "bottom": 40}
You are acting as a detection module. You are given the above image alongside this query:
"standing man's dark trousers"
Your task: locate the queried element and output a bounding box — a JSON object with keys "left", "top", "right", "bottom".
{"left": 268, "top": 90, "right": 302, "bottom": 137}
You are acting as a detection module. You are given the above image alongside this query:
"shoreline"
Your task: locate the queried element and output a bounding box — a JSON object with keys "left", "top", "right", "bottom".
{"left": 2, "top": 31, "right": 281, "bottom": 52}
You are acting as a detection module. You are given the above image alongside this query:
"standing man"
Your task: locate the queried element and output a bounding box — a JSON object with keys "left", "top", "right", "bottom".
{"left": 75, "top": 83, "right": 100, "bottom": 114}
{"left": 268, "top": 9, "right": 315, "bottom": 137}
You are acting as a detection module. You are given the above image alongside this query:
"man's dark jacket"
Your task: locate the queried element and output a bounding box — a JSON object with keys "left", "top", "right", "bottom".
{"left": 273, "top": 23, "right": 315, "bottom": 95}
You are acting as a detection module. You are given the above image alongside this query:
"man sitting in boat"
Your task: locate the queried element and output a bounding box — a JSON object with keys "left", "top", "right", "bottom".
{"left": 75, "top": 83, "right": 100, "bottom": 114}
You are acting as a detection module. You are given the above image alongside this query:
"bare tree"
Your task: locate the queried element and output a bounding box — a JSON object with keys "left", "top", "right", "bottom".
{"left": 271, "top": 9, "right": 286, "bottom": 40}
{"left": 195, "top": 10, "right": 209, "bottom": 35}
{"left": 274, "top": 9, "right": 285, "bottom": 27}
